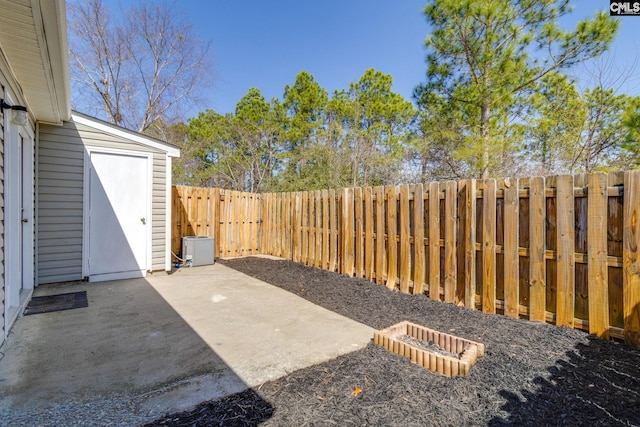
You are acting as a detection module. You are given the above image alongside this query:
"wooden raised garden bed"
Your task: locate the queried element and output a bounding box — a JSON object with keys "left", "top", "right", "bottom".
{"left": 374, "top": 321, "right": 485, "bottom": 377}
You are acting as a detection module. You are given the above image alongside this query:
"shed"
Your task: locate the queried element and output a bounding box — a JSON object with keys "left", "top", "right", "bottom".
{"left": 37, "top": 112, "right": 180, "bottom": 283}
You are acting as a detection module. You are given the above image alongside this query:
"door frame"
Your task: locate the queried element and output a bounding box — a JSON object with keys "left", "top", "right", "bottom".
{"left": 4, "top": 91, "right": 35, "bottom": 334}
{"left": 82, "top": 146, "right": 153, "bottom": 281}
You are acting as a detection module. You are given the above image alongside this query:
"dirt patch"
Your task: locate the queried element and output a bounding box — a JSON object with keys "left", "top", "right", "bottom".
{"left": 149, "top": 257, "right": 640, "bottom": 426}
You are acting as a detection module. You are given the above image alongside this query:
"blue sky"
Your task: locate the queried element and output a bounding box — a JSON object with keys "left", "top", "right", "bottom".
{"left": 149, "top": 1, "right": 640, "bottom": 117}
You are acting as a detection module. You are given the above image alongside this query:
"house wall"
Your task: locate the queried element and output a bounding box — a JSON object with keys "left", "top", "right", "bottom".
{"left": 37, "top": 119, "right": 168, "bottom": 284}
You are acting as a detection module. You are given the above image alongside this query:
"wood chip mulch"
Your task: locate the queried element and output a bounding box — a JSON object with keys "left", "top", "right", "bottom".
{"left": 147, "top": 257, "right": 640, "bottom": 427}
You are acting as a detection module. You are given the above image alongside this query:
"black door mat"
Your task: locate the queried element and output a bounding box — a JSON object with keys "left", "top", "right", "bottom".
{"left": 23, "top": 291, "right": 88, "bottom": 315}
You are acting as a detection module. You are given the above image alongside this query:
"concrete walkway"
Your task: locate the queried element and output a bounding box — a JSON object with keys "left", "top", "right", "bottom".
{"left": 0, "top": 262, "right": 374, "bottom": 420}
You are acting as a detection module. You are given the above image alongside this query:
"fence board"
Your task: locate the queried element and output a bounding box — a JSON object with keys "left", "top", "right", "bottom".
{"left": 315, "top": 191, "right": 322, "bottom": 268}
{"left": 301, "top": 191, "right": 309, "bottom": 265}
{"left": 375, "top": 186, "right": 386, "bottom": 285}
{"left": 364, "top": 187, "right": 374, "bottom": 279}
{"left": 413, "top": 184, "right": 425, "bottom": 295}
{"left": 399, "top": 184, "right": 411, "bottom": 293}
{"left": 429, "top": 182, "right": 440, "bottom": 300}
{"left": 322, "top": 190, "right": 330, "bottom": 270}
{"left": 309, "top": 192, "right": 316, "bottom": 265}
{"left": 482, "top": 179, "right": 497, "bottom": 314}
{"left": 588, "top": 173, "right": 609, "bottom": 339}
{"left": 444, "top": 181, "right": 457, "bottom": 303}
{"left": 504, "top": 179, "right": 519, "bottom": 319}
{"left": 341, "top": 188, "right": 355, "bottom": 276}
{"left": 465, "top": 179, "right": 477, "bottom": 309}
{"left": 386, "top": 186, "right": 398, "bottom": 289}
{"left": 293, "top": 193, "right": 301, "bottom": 262}
{"left": 556, "top": 175, "right": 575, "bottom": 327}
{"left": 355, "top": 188, "right": 364, "bottom": 277}
{"left": 529, "top": 177, "right": 546, "bottom": 322}
{"left": 329, "top": 189, "right": 338, "bottom": 272}
{"left": 623, "top": 171, "right": 640, "bottom": 346}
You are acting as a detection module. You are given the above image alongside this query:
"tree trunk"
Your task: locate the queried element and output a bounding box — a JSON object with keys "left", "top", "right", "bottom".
{"left": 480, "top": 102, "right": 490, "bottom": 179}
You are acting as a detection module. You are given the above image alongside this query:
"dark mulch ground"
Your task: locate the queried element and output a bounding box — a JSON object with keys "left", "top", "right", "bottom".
{"left": 148, "top": 257, "right": 640, "bottom": 427}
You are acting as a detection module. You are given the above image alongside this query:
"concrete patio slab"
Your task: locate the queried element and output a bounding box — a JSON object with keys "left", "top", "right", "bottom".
{"left": 0, "top": 262, "right": 374, "bottom": 421}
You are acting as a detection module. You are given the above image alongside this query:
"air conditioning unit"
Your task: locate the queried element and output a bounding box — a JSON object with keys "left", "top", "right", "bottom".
{"left": 182, "top": 236, "right": 215, "bottom": 266}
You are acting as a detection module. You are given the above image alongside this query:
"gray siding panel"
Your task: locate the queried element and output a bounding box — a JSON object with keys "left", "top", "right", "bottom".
{"left": 37, "top": 121, "right": 83, "bottom": 284}
{"left": 37, "top": 119, "right": 170, "bottom": 284}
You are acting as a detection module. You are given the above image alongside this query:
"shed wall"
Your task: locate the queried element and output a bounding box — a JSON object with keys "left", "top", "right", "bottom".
{"left": 37, "top": 119, "right": 168, "bottom": 284}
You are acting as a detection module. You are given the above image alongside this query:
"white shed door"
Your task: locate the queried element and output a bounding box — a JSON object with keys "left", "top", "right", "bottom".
{"left": 87, "top": 151, "right": 150, "bottom": 282}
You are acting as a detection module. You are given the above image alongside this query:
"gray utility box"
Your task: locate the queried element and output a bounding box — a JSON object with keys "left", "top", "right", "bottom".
{"left": 182, "top": 236, "right": 215, "bottom": 266}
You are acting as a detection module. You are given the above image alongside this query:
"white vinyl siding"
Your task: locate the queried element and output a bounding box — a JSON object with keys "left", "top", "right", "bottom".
{"left": 37, "top": 119, "right": 169, "bottom": 284}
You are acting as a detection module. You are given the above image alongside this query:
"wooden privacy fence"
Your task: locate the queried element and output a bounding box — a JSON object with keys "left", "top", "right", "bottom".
{"left": 172, "top": 186, "right": 261, "bottom": 258}
{"left": 172, "top": 171, "right": 640, "bottom": 343}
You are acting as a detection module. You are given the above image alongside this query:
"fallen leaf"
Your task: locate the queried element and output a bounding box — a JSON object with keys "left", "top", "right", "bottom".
{"left": 351, "top": 386, "right": 362, "bottom": 396}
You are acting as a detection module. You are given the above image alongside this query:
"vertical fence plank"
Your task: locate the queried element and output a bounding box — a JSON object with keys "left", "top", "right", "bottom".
{"left": 260, "top": 193, "right": 268, "bottom": 256}
{"left": 465, "top": 179, "right": 477, "bottom": 309}
{"left": 444, "top": 181, "right": 457, "bottom": 303}
{"left": 386, "top": 185, "right": 398, "bottom": 290}
{"left": 429, "top": 182, "right": 441, "bottom": 300}
{"left": 309, "top": 191, "right": 316, "bottom": 266}
{"left": 556, "top": 175, "right": 575, "bottom": 327}
{"left": 364, "top": 187, "right": 374, "bottom": 280}
{"left": 588, "top": 172, "right": 609, "bottom": 339}
{"left": 252, "top": 194, "right": 262, "bottom": 254}
{"left": 211, "top": 188, "right": 220, "bottom": 258}
{"left": 482, "top": 179, "right": 497, "bottom": 314}
{"left": 529, "top": 177, "right": 546, "bottom": 322}
{"left": 322, "top": 189, "right": 330, "bottom": 270}
{"left": 623, "top": 170, "right": 640, "bottom": 346}
{"left": 355, "top": 187, "right": 364, "bottom": 277}
{"left": 375, "top": 186, "right": 386, "bottom": 285}
{"left": 241, "top": 192, "right": 249, "bottom": 255}
{"left": 315, "top": 191, "right": 322, "bottom": 269}
{"left": 219, "top": 190, "right": 227, "bottom": 257}
{"left": 301, "top": 191, "right": 309, "bottom": 265}
{"left": 608, "top": 173, "right": 624, "bottom": 331}
{"left": 399, "top": 184, "right": 411, "bottom": 293}
{"left": 413, "top": 184, "right": 425, "bottom": 295}
{"left": 341, "top": 188, "right": 355, "bottom": 276}
{"left": 292, "top": 193, "right": 301, "bottom": 262}
{"left": 329, "top": 189, "right": 338, "bottom": 272}
{"left": 273, "top": 193, "right": 280, "bottom": 257}
{"left": 504, "top": 179, "right": 520, "bottom": 318}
